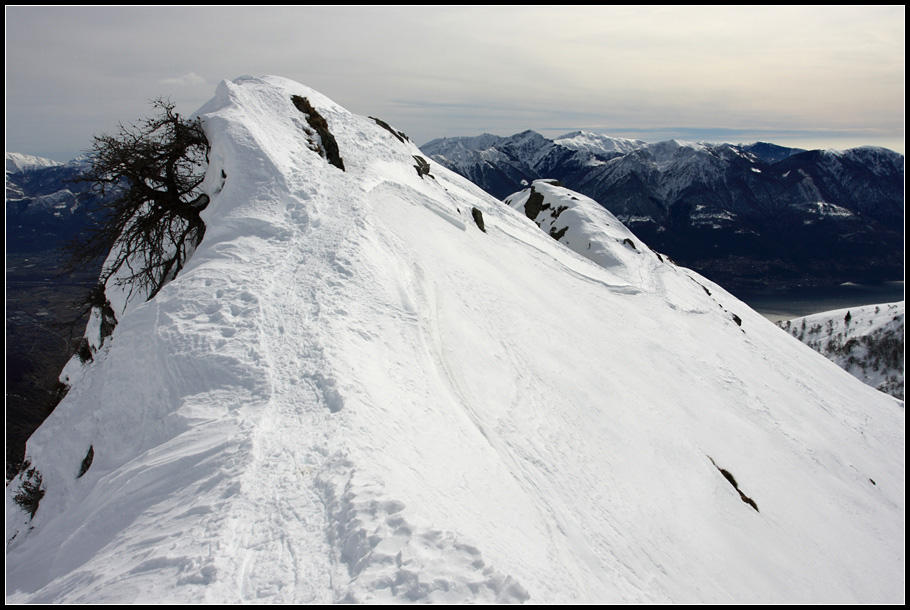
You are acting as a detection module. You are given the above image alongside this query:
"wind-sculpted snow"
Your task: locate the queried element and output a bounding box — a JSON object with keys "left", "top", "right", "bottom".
{"left": 316, "top": 453, "right": 530, "bottom": 603}
{"left": 5, "top": 76, "right": 904, "bottom": 604}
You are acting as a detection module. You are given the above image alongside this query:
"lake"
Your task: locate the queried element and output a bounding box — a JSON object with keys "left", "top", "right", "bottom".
{"left": 731, "top": 281, "right": 905, "bottom": 323}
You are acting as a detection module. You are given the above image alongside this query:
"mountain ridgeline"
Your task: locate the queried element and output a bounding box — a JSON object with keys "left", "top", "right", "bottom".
{"left": 421, "top": 132, "right": 904, "bottom": 291}
{"left": 4, "top": 78, "right": 904, "bottom": 604}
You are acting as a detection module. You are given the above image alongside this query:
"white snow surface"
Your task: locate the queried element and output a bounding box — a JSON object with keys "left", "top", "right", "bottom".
{"left": 5, "top": 76, "right": 904, "bottom": 604}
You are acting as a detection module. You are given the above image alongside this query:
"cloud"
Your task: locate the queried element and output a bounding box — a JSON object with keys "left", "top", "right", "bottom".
{"left": 158, "top": 72, "right": 207, "bottom": 87}
{"left": 4, "top": 6, "right": 904, "bottom": 158}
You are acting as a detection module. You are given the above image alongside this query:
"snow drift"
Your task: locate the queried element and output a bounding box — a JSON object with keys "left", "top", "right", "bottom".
{"left": 5, "top": 76, "right": 904, "bottom": 604}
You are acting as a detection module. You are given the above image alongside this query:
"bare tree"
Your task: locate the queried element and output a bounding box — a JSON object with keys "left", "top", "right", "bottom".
{"left": 65, "top": 98, "right": 210, "bottom": 306}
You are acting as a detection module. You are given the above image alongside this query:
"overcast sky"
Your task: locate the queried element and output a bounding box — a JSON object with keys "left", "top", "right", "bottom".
{"left": 6, "top": 6, "right": 905, "bottom": 162}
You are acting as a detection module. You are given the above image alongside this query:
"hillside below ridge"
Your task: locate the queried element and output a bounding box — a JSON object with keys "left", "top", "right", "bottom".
{"left": 779, "top": 301, "right": 905, "bottom": 399}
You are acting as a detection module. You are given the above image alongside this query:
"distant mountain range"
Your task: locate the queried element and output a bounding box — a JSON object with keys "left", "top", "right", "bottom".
{"left": 6, "top": 153, "right": 103, "bottom": 253}
{"left": 5, "top": 77, "right": 904, "bottom": 603}
{"left": 421, "top": 132, "right": 904, "bottom": 291}
{"left": 6, "top": 152, "right": 64, "bottom": 174}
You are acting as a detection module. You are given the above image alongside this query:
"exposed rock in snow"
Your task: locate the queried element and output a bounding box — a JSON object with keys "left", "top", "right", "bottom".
{"left": 504, "top": 179, "right": 659, "bottom": 279}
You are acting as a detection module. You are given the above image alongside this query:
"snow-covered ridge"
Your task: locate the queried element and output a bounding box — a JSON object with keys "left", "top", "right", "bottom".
{"left": 504, "top": 179, "right": 660, "bottom": 282}
{"left": 420, "top": 133, "right": 504, "bottom": 160}
{"left": 6, "top": 76, "right": 904, "bottom": 604}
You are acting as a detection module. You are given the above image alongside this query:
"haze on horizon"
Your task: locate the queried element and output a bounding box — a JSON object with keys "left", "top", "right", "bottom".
{"left": 5, "top": 5, "right": 905, "bottom": 163}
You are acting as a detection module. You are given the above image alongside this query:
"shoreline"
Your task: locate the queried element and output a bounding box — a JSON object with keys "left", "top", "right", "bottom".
{"left": 733, "top": 281, "right": 904, "bottom": 322}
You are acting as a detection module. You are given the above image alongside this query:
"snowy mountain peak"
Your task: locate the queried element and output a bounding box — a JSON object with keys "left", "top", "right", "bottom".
{"left": 6, "top": 152, "right": 62, "bottom": 174}
{"left": 419, "top": 133, "right": 505, "bottom": 166}
{"left": 553, "top": 131, "right": 647, "bottom": 156}
{"left": 421, "top": 132, "right": 503, "bottom": 151}
{"left": 498, "top": 130, "right": 555, "bottom": 168}
{"left": 6, "top": 75, "right": 904, "bottom": 604}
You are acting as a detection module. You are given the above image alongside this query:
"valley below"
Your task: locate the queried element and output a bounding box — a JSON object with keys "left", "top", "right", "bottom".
{"left": 736, "top": 281, "right": 904, "bottom": 323}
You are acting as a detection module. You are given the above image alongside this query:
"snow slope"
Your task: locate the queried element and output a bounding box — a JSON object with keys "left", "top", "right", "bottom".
{"left": 778, "top": 302, "right": 904, "bottom": 399}
{"left": 5, "top": 75, "right": 904, "bottom": 604}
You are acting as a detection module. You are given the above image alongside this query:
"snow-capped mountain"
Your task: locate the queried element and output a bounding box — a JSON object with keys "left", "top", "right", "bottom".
{"left": 5, "top": 76, "right": 904, "bottom": 604}
{"left": 6, "top": 154, "right": 101, "bottom": 252}
{"left": 421, "top": 132, "right": 904, "bottom": 292}
{"left": 5, "top": 152, "right": 62, "bottom": 175}
{"left": 778, "top": 301, "right": 904, "bottom": 399}
{"left": 419, "top": 131, "right": 546, "bottom": 201}
{"left": 553, "top": 131, "right": 647, "bottom": 157}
